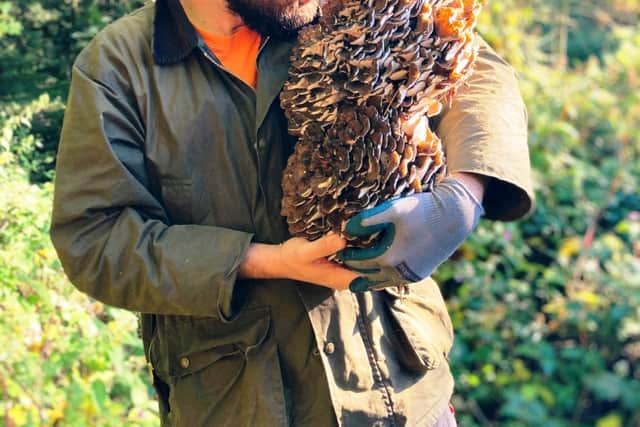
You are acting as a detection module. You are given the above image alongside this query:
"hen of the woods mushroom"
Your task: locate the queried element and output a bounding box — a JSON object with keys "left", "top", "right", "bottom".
{"left": 280, "top": 0, "right": 482, "bottom": 246}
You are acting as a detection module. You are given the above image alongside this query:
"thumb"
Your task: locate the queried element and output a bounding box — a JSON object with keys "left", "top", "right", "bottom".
{"left": 358, "top": 195, "right": 425, "bottom": 228}
{"left": 301, "top": 233, "right": 347, "bottom": 260}
{"left": 349, "top": 198, "right": 400, "bottom": 232}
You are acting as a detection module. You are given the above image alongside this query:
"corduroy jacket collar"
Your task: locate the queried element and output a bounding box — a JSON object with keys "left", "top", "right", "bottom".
{"left": 152, "top": 0, "right": 199, "bottom": 65}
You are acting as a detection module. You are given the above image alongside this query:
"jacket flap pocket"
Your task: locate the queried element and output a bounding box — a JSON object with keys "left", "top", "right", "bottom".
{"left": 383, "top": 284, "right": 453, "bottom": 373}
{"left": 152, "top": 307, "right": 271, "bottom": 378}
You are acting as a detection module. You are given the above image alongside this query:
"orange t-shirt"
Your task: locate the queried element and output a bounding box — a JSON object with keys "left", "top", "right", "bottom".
{"left": 195, "top": 24, "right": 262, "bottom": 89}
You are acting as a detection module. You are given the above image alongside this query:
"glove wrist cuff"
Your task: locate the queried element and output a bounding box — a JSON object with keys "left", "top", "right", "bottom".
{"left": 443, "top": 175, "right": 485, "bottom": 216}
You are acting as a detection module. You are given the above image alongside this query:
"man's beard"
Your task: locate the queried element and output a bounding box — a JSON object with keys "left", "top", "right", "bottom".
{"left": 226, "top": 0, "right": 320, "bottom": 39}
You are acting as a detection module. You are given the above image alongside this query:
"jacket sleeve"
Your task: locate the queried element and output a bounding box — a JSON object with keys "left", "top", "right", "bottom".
{"left": 50, "top": 61, "right": 253, "bottom": 319}
{"left": 436, "top": 37, "right": 535, "bottom": 221}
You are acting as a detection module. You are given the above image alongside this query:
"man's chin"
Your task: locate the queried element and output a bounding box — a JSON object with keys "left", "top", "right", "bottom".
{"left": 244, "top": 20, "right": 301, "bottom": 40}
{"left": 227, "top": 0, "right": 319, "bottom": 39}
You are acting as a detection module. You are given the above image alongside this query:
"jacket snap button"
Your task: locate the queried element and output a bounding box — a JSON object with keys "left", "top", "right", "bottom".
{"left": 324, "top": 342, "right": 335, "bottom": 355}
{"left": 180, "top": 357, "right": 190, "bottom": 369}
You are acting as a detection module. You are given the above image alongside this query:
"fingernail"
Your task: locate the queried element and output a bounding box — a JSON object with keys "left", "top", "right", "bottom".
{"left": 349, "top": 277, "right": 374, "bottom": 293}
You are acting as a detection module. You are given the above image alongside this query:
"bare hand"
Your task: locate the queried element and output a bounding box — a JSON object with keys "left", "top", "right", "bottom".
{"left": 279, "top": 234, "right": 359, "bottom": 290}
{"left": 239, "top": 234, "right": 358, "bottom": 291}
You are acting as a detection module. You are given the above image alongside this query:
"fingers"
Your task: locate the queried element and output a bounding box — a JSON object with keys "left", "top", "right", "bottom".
{"left": 349, "top": 265, "right": 411, "bottom": 292}
{"left": 327, "top": 266, "right": 360, "bottom": 291}
{"left": 300, "top": 233, "right": 347, "bottom": 261}
{"left": 339, "top": 224, "right": 395, "bottom": 261}
{"left": 344, "top": 202, "right": 393, "bottom": 237}
{"left": 310, "top": 259, "right": 359, "bottom": 291}
{"left": 349, "top": 277, "right": 383, "bottom": 292}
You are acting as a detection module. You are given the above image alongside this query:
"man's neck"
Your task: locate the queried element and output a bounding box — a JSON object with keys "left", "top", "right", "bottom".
{"left": 180, "top": 0, "right": 244, "bottom": 36}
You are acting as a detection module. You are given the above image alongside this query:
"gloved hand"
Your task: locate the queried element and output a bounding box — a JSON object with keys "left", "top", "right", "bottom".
{"left": 338, "top": 176, "right": 485, "bottom": 292}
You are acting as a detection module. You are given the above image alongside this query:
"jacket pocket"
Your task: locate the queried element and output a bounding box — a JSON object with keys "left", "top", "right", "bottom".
{"left": 150, "top": 307, "right": 288, "bottom": 427}
{"left": 383, "top": 282, "right": 454, "bottom": 373}
{"left": 160, "top": 178, "right": 193, "bottom": 224}
{"left": 150, "top": 306, "right": 271, "bottom": 379}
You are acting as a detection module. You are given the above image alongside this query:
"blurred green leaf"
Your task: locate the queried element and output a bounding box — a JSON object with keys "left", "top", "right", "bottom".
{"left": 585, "top": 373, "right": 626, "bottom": 402}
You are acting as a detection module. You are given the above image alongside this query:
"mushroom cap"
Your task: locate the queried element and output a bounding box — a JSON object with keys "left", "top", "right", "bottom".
{"left": 281, "top": 0, "right": 482, "bottom": 246}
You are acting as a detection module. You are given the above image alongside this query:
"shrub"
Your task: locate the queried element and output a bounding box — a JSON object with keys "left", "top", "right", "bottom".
{"left": 439, "top": 4, "right": 640, "bottom": 425}
{"left": 0, "top": 109, "right": 157, "bottom": 426}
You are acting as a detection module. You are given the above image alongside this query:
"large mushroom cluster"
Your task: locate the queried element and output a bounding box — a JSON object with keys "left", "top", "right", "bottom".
{"left": 280, "top": 0, "right": 482, "bottom": 245}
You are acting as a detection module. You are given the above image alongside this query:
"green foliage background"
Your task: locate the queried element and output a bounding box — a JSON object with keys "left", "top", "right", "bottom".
{"left": 0, "top": 0, "right": 639, "bottom": 426}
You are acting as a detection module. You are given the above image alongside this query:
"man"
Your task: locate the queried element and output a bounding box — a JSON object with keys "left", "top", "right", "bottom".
{"left": 50, "top": 0, "right": 533, "bottom": 425}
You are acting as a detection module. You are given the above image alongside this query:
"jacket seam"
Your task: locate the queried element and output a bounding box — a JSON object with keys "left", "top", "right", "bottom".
{"left": 353, "top": 293, "right": 397, "bottom": 426}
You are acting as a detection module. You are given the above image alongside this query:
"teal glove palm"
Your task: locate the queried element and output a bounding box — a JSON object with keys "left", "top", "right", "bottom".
{"left": 339, "top": 176, "right": 484, "bottom": 292}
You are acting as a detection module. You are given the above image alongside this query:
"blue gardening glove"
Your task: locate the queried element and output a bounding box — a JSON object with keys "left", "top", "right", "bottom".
{"left": 339, "top": 176, "right": 484, "bottom": 292}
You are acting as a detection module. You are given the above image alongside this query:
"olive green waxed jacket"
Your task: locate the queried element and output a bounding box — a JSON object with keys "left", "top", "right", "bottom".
{"left": 50, "top": 1, "right": 534, "bottom": 426}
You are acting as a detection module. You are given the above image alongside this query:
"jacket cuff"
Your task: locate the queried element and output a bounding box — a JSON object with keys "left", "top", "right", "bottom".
{"left": 446, "top": 141, "right": 535, "bottom": 221}
{"left": 435, "top": 38, "right": 535, "bottom": 221}
{"left": 215, "top": 231, "right": 254, "bottom": 321}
